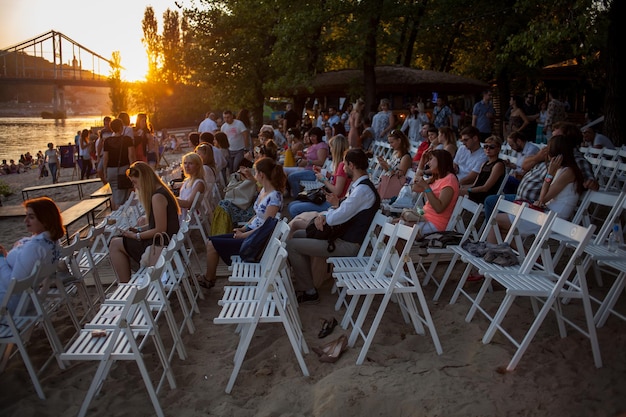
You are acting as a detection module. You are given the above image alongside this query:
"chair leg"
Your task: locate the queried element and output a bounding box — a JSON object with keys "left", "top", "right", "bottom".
{"left": 356, "top": 293, "right": 393, "bottom": 365}
{"left": 434, "top": 253, "right": 460, "bottom": 301}
{"left": 482, "top": 293, "right": 516, "bottom": 344}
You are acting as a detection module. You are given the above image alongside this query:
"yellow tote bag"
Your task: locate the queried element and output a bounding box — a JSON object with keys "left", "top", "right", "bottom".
{"left": 283, "top": 148, "right": 295, "bottom": 167}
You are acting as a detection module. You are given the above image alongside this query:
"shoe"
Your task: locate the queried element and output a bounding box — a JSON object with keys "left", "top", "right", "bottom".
{"left": 318, "top": 317, "right": 338, "bottom": 339}
{"left": 297, "top": 290, "right": 320, "bottom": 305}
{"left": 314, "top": 335, "right": 349, "bottom": 363}
{"left": 467, "top": 273, "right": 484, "bottom": 282}
{"left": 196, "top": 275, "right": 215, "bottom": 289}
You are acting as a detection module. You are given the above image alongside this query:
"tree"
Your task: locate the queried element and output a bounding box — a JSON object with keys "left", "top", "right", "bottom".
{"left": 108, "top": 51, "right": 128, "bottom": 115}
{"left": 142, "top": 7, "right": 160, "bottom": 83}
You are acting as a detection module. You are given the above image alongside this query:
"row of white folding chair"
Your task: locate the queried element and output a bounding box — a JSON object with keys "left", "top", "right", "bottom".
{"left": 0, "top": 261, "right": 68, "bottom": 400}
{"left": 214, "top": 240, "right": 309, "bottom": 393}
{"left": 300, "top": 158, "right": 333, "bottom": 192}
{"left": 186, "top": 189, "right": 210, "bottom": 242}
{"left": 61, "top": 264, "right": 176, "bottom": 417}
{"left": 103, "top": 191, "right": 143, "bottom": 243}
{"left": 333, "top": 221, "right": 442, "bottom": 364}
{"left": 474, "top": 217, "right": 600, "bottom": 371}
{"left": 446, "top": 198, "right": 556, "bottom": 306}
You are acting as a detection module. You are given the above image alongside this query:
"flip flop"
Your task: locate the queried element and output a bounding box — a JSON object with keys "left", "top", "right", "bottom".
{"left": 318, "top": 317, "right": 338, "bottom": 339}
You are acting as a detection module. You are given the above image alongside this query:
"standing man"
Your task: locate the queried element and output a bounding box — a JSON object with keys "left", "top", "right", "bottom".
{"left": 283, "top": 103, "right": 300, "bottom": 133}
{"left": 522, "top": 92, "right": 539, "bottom": 142}
{"left": 433, "top": 97, "right": 453, "bottom": 128}
{"left": 198, "top": 112, "right": 218, "bottom": 133}
{"left": 221, "top": 109, "right": 250, "bottom": 172}
{"left": 544, "top": 89, "right": 567, "bottom": 140}
{"left": 472, "top": 90, "right": 495, "bottom": 142}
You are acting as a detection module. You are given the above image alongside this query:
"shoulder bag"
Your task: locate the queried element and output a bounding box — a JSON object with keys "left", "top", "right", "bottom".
{"left": 239, "top": 217, "right": 279, "bottom": 262}
{"left": 140, "top": 232, "right": 167, "bottom": 268}
{"left": 224, "top": 172, "right": 257, "bottom": 209}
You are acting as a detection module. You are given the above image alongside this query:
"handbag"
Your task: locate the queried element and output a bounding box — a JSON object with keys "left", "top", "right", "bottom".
{"left": 224, "top": 173, "right": 257, "bottom": 210}
{"left": 140, "top": 233, "right": 167, "bottom": 267}
{"left": 296, "top": 187, "right": 326, "bottom": 205}
{"left": 377, "top": 173, "right": 406, "bottom": 199}
{"left": 116, "top": 137, "right": 133, "bottom": 189}
{"left": 239, "top": 217, "right": 279, "bottom": 262}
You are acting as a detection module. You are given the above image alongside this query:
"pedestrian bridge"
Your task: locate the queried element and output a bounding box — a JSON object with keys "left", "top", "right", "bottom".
{"left": 0, "top": 30, "right": 114, "bottom": 88}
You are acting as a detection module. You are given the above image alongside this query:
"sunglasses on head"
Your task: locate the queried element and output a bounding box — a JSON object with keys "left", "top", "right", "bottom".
{"left": 483, "top": 144, "right": 498, "bottom": 150}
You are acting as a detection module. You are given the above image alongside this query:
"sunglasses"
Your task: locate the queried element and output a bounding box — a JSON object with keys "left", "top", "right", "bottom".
{"left": 483, "top": 144, "right": 498, "bottom": 150}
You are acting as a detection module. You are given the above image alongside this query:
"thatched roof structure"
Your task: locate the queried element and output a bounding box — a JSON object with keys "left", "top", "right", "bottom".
{"left": 300, "top": 65, "right": 489, "bottom": 96}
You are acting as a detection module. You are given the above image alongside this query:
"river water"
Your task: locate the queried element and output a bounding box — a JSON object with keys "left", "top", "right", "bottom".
{"left": 0, "top": 116, "right": 104, "bottom": 162}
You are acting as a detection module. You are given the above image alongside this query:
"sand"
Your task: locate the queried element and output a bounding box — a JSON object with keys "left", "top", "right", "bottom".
{"left": 1, "top": 157, "right": 626, "bottom": 417}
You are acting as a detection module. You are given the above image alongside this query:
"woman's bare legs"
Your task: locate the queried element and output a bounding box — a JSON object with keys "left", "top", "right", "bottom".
{"left": 205, "top": 240, "right": 219, "bottom": 283}
{"left": 109, "top": 237, "right": 131, "bottom": 283}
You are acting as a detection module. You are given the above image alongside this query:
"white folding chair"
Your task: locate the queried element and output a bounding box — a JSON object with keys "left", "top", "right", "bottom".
{"left": 186, "top": 190, "right": 210, "bottom": 242}
{"left": 478, "top": 219, "right": 599, "bottom": 371}
{"left": 417, "top": 196, "right": 484, "bottom": 301}
{"left": 337, "top": 222, "right": 442, "bottom": 364}
{"left": 60, "top": 276, "right": 176, "bottom": 417}
{"left": 448, "top": 199, "right": 556, "bottom": 306}
{"left": 0, "top": 261, "right": 66, "bottom": 400}
{"left": 214, "top": 244, "right": 309, "bottom": 393}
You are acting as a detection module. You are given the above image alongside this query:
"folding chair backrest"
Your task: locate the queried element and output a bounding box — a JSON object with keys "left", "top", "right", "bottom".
{"left": 356, "top": 210, "right": 391, "bottom": 257}
{"left": 449, "top": 195, "right": 484, "bottom": 242}
{"left": 479, "top": 196, "right": 526, "bottom": 244}
{"left": 571, "top": 190, "right": 625, "bottom": 244}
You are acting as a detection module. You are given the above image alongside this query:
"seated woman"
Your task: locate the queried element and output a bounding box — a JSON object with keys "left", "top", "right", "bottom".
{"left": 460, "top": 135, "right": 506, "bottom": 204}
{"left": 195, "top": 143, "right": 222, "bottom": 205}
{"left": 286, "top": 126, "right": 329, "bottom": 197}
{"left": 376, "top": 129, "right": 413, "bottom": 199}
{"left": 438, "top": 126, "right": 458, "bottom": 159}
{"left": 288, "top": 134, "right": 351, "bottom": 218}
{"left": 201, "top": 157, "right": 286, "bottom": 288}
{"left": 177, "top": 152, "right": 207, "bottom": 221}
{"left": 0, "top": 197, "right": 64, "bottom": 313}
{"left": 415, "top": 126, "right": 441, "bottom": 177}
{"left": 109, "top": 162, "right": 180, "bottom": 283}
{"left": 490, "top": 134, "right": 584, "bottom": 241}
{"left": 403, "top": 149, "right": 460, "bottom": 236}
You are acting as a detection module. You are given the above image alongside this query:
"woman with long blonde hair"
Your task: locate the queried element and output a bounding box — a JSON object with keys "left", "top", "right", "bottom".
{"left": 108, "top": 161, "right": 180, "bottom": 282}
{"left": 177, "top": 152, "right": 207, "bottom": 221}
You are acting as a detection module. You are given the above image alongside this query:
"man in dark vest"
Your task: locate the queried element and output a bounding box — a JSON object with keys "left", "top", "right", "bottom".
{"left": 287, "top": 148, "right": 380, "bottom": 304}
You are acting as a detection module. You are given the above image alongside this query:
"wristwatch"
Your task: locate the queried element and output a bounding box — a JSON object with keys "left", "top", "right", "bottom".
{"left": 136, "top": 232, "right": 141, "bottom": 241}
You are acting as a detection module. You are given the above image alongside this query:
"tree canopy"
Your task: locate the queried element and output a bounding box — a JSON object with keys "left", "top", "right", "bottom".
{"left": 136, "top": 0, "right": 622, "bottom": 143}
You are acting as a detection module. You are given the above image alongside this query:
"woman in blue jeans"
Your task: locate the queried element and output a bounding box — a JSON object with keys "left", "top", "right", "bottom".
{"left": 286, "top": 126, "right": 329, "bottom": 197}
{"left": 288, "top": 134, "right": 350, "bottom": 218}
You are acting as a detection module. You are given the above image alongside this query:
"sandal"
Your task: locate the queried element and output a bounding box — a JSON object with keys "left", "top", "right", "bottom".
{"left": 318, "top": 317, "right": 338, "bottom": 339}
{"left": 196, "top": 275, "right": 215, "bottom": 289}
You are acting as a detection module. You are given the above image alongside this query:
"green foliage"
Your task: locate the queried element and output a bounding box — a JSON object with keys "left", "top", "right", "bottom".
{"left": 108, "top": 51, "right": 129, "bottom": 115}
{"left": 0, "top": 179, "right": 13, "bottom": 197}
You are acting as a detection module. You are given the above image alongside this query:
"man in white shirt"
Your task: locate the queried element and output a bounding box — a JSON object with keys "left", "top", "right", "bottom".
{"left": 286, "top": 149, "right": 380, "bottom": 304}
{"left": 198, "top": 112, "right": 218, "bottom": 133}
{"left": 583, "top": 126, "right": 615, "bottom": 150}
{"left": 221, "top": 110, "right": 250, "bottom": 172}
{"left": 454, "top": 126, "right": 488, "bottom": 185}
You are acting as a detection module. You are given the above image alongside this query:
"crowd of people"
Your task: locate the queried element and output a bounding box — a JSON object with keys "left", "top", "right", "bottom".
{"left": 1, "top": 91, "right": 615, "bottom": 312}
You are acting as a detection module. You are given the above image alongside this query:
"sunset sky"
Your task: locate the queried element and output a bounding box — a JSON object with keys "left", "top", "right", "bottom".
{"left": 0, "top": 0, "right": 188, "bottom": 82}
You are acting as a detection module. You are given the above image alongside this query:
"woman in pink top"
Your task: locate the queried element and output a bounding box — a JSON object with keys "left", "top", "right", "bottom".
{"left": 410, "top": 149, "right": 460, "bottom": 235}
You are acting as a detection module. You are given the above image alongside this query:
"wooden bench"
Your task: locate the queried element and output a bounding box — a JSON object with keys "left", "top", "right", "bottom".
{"left": 61, "top": 197, "right": 110, "bottom": 242}
{"left": 21, "top": 178, "right": 101, "bottom": 201}
{"left": 0, "top": 201, "right": 74, "bottom": 218}
{"left": 90, "top": 183, "right": 111, "bottom": 198}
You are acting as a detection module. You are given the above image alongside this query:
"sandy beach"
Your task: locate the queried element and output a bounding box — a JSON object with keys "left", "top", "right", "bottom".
{"left": 1, "top": 159, "right": 626, "bottom": 417}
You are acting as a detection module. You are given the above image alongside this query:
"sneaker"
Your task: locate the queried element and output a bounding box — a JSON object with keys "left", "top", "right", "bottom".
{"left": 297, "top": 290, "right": 320, "bottom": 305}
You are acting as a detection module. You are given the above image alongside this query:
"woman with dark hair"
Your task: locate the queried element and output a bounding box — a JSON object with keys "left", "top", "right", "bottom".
{"left": 0, "top": 197, "right": 64, "bottom": 312}
{"left": 404, "top": 149, "right": 460, "bottom": 236}
{"left": 508, "top": 95, "right": 532, "bottom": 140}
{"left": 108, "top": 162, "right": 180, "bottom": 282}
{"left": 286, "top": 126, "right": 329, "bottom": 197}
{"left": 491, "top": 134, "right": 583, "bottom": 240}
{"left": 461, "top": 135, "right": 506, "bottom": 204}
{"left": 79, "top": 129, "right": 93, "bottom": 180}
{"left": 202, "top": 157, "right": 286, "bottom": 288}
